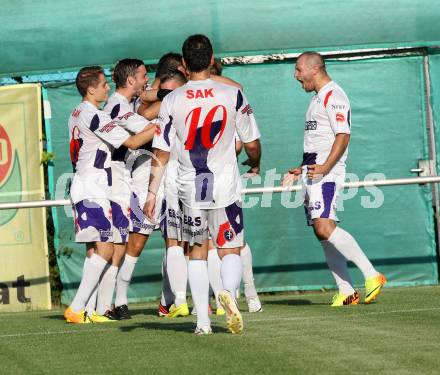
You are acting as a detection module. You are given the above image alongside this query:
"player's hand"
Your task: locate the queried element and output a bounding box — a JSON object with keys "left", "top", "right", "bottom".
{"left": 306, "top": 164, "right": 328, "bottom": 180}
{"left": 281, "top": 167, "right": 301, "bottom": 187}
{"left": 143, "top": 192, "right": 157, "bottom": 222}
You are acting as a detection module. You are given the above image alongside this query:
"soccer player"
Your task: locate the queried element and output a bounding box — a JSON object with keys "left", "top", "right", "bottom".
{"left": 144, "top": 34, "right": 261, "bottom": 334}
{"left": 210, "top": 58, "right": 262, "bottom": 313}
{"left": 97, "top": 59, "right": 156, "bottom": 320}
{"left": 156, "top": 69, "right": 191, "bottom": 318}
{"left": 137, "top": 53, "right": 186, "bottom": 120}
{"left": 282, "top": 52, "right": 386, "bottom": 306}
{"left": 64, "top": 66, "right": 154, "bottom": 323}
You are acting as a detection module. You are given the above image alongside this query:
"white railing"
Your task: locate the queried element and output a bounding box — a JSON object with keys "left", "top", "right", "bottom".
{"left": 1, "top": 176, "right": 440, "bottom": 210}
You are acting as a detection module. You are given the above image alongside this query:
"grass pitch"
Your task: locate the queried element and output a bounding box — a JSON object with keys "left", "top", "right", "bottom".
{"left": 1, "top": 286, "right": 440, "bottom": 375}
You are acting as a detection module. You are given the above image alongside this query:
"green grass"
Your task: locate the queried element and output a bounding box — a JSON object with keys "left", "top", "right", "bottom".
{"left": 1, "top": 286, "right": 440, "bottom": 374}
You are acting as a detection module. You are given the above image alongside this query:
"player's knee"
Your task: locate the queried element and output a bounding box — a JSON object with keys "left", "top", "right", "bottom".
{"left": 313, "top": 223, "right": 333, "bottom": 241}
{"left": 128, "top": 235, "right": 147, "bottom": 255}
{"left": 127, "top": 242, "right": 143, "bottom": 256}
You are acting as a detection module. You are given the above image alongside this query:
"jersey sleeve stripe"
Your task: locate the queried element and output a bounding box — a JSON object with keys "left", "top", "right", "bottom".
{"left": 323, "top": 90, "right": 333, "bottom": 108}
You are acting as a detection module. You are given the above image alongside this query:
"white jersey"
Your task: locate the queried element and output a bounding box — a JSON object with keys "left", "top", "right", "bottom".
{"left": 68, "top": 101, "right": 130, "bottom": 203}
{"left": 164, "top": 141, "right": 179, "bottom": 194}
{"left": 104, "top": 92, "right": 147, "bottom": 134}
{"left": 153, "top": 79, "right": 260, "bottom": 209}
{"left": 303, "top": 81, "right": 351, "bottom": 175}
{"left": 103, "top": 92, "right": 152, "bottom": 167}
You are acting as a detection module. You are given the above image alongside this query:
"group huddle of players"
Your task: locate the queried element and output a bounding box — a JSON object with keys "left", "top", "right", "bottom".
{"left": 64, "top": 35, "right": 387, "bottom": 335}
{"left": 64, "top": 35, "right": 262, "bottom": 335}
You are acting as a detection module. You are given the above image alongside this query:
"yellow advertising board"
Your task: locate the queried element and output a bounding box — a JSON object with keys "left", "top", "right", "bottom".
{"left": 0, "top": 84, "right": 51, "bottom": 312}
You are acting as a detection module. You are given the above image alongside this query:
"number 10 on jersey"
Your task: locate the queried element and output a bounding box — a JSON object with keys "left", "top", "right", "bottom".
{"left": 184, "top": 105, "right": 228, "bottom": 150}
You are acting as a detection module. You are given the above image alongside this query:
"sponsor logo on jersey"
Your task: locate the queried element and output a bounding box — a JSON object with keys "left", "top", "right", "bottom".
{"left": 99, "top": 229, "right": 113, "bottom": 237}
{"left": 99, "top": 121, "right": 117, "bottom": 133}
{"left": 305, "top": 121, "right": 317, "bottom": 130}
{"left": 186, "top": 89, "right": 214, "bottom": 99}
{"left": 183, "top": 214, "right": 201, "bottom": 227}
{"left": 331, "top": 104, "right": 346, "bottom": 110}
{"left": 309, "top": 201, "right": 322, "bottom": 211}
{"left": 118, "top": 112, "right": 135, "bottom": 121}
{"left": 118, "top": 227, "right": 129, "bottom": 236}
{"left": 241, "top": 104, "right": 253, "bottom": 115}
{"left": 336, "top": 113, "right": 345, "bottom": 122}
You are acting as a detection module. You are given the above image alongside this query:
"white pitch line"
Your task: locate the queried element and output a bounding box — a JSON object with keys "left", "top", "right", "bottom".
{"left": 0, "top": 327, "right": 117, "bottom": 339}
{"left": 246, "top": 307, "right": 440, "bottom": 323}
{"left": 1, "top": 307, "right": 439, "bottom": 339}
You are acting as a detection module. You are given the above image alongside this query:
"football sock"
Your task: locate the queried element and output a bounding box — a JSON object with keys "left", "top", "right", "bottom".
{"left": 221, "top": 254, "right": 242, "bottom": 295}
{"left": 208, "top": 249, "right": 223, "bottom": 308}
{"left": 161, "top": 252, "right": 174, "bottom": 307}
{"left": 96, "top": 264, "right": 118, "bottom": 315}
{"left": 166, "top": 245, "right": 188, "bottom": 307}
{"left": 328, "top": 227, "right": 378, "bottom": 280}
{"left": 85, "top": 286, "right": 97, "bottom": 315}
{"left": 321, "top": 240, "right": 355, "bottom": 295}
{"left": 114, "top": 254, "right": 138, "bottom": 307}
{"left": 71, "top": 253, "right": 107, "bottom": 313}
{"left": 188, "top": 260, "right": 210, "bottom": 328}
{"left": 241, "top": 244, "right": 258, "bottom": 299}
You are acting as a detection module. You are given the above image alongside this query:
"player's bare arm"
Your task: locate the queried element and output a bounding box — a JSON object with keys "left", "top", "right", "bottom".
{"left": 243, "top": 139, "right": 261, "bottom": 175}
{"left": 306, "top": 133, "right": 350, "bottom": 179}
{"left": 122, "top": 125, "right": 157, "bottom": 149}
{"left": 143, "top": 148, "right": 170, "bottom": 220}
{"left": 138, "top": 100, "right": 161, "bottom": 120}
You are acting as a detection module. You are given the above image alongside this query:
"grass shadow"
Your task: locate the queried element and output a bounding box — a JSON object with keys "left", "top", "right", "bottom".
{"left": 263, "top": 299, "right": 330, "bottom": 306}
{"left": 42, "top": 313, "right": 67, "bottom": 321}
{"left": 118, "top": 321, "right": 225, "bottom": 334}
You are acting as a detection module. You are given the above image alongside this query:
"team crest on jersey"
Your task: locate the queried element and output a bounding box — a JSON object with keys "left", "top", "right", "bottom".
{"left": 336, "top": 113, "right": 345, "bottom": 122}
{"left": 155, "top": 124, "right": 161, "bottom": 135}
{"left": 217, "top": 221, "right": 235, "bottom": 246}
{"left": 223, "top": 228, "right": 235, "bottom": 241}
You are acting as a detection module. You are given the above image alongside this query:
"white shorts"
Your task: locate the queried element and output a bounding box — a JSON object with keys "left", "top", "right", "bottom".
{"left": 181, "top": 201, "right": 244, "bottom": 248}
{"left": 128, "top": 157, "right": 164, "bottom": 235}
{"left": 160, "top": 187, "right": 182, "bottom": 241}
{"left": 111, "top": 162, "right": 131, "bottom": 243}
{"left": 130, "top": 190, "right": 164, "bottom": 235}
{"left": 301, "top": 170, "right": 342, "bottom": 226}
{"left": 72, "top": 199, "right": 114, "bottom": 243}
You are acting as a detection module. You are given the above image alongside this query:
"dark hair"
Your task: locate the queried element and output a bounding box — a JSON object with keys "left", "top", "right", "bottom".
{"left": 210, "top": 58, "right": 223, "bottom": 76}
{"left": 75, "top": 66, "right": 104, "bottom": 97}
{"left": 156, "top": 52, "right": 183, "bottom": 79}
{"left": 159, "top": 69, "right": 187, "bottom": 85}
{"left": 113, "top": 58, "right": 145, "bottom": 89}
{"left": 182, "top": 34, "right": 213, "bottom": 73}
